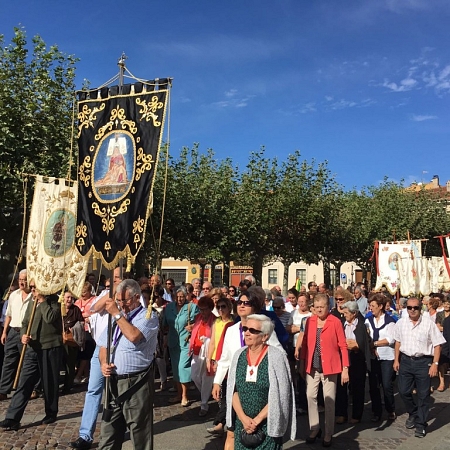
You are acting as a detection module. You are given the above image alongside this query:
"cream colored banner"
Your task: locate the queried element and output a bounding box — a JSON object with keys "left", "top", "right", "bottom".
{"left": 374, "top": 241, "right": 422, "bottom": 294}
{"left": 27, "top": 176, "right": 89, "bottom": 297}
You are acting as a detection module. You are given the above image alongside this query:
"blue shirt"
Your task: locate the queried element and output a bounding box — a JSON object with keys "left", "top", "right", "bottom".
{"left": 98, "top": 307, "right": 159, "bottom": 375}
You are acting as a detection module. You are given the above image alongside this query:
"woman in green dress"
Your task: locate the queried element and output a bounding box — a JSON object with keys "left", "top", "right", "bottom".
{"left": 163, "top": 286, "right": 198, "bottom": 406}
{"left": 227, "top": 314, "right": 296, "bottom": 449}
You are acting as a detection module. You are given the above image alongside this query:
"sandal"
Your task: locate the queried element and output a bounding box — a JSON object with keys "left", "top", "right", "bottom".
{"left": 437, "top": 385, "right": 445, "bottom": 392}
{"left": 181, "top": 398, "right": 190, "bottom": 407}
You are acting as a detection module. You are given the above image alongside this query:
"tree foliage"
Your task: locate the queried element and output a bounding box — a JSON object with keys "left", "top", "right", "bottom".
{"left": 0, "top": 28, "right": 77, "bottom": 279}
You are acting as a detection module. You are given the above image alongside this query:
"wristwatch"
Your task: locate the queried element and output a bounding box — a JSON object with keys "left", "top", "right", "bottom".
{"left": 114, "top": 313, "right": 124, "bottom": 322}
{"left": 433, "top": 361, "right": 439, "bottom": 366}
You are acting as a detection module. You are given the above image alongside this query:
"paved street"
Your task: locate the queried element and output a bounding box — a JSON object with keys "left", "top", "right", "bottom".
{"left": 0, "top": 377, "right": 449, "bottom": 449}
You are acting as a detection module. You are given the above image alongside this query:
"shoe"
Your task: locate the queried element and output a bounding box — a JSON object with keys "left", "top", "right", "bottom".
{"left": 168, "top": 396, "right": 181, "bottom": 404}
{"left": 199, "top": 408, "right": 208, "bottom": 417}
{"left": 405, "top": 414, "right": 416, "bottom": 429}
{"left": 335, "top": 416, "right": 347, "bottom": 424}
{"left": 42, "top": 415, "right": 57, "bottom": 424}
{"left": 322, "top": 436, "right": 333, "bottom": 447}
{"left": 0, "top": 418, "right": 20, "bottom": 430}
{"left": 388, "top": 412, "right": 396, "bottom": 420}
{"left": 168, "top": 386, "right": 176, "bottom": 392}
{"left": 181, "top": 398, "right": 190, "bottom": 407}
{"left": 160, "top": 381, "right": 168, "bottom": 391}
{"left": 206, "top": 425, "right": 224, "bottom": 435}
{"left": 437, "top": 385, "right": 445, "bottom": 392}
{"left": 30, "top": 390, "right": 39, "bottom": 400}
{"left": 0, "top": 393, "right": 8, "bottom": 401}
{"left": 73, "top": 378, "right": 82, "bottom": 385}
{"left": 70, "top": 437, "right": 92, "bottom": 449}
{"left": 305, "top": 428, "right": 322, "bottom": 444}
{"left": 81, "top": 376, "right": 89, "bottom": 383}
{"left": 370, "top": 415, "right": 381, "bottom": 422}
{"left": 349, "top": 418, "right": 360, "bottom": 424}
{"left": 415, "top": 429, "right": 426, "bottom": 438}
{"left": 296, "top": 407, "right": 307, "bottom": 415}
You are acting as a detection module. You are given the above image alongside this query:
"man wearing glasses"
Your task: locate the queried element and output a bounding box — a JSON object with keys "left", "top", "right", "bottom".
{"left": 393, "top": 297, "right": 445, "bottom": 438}
{"left": 0, "top": 269, "right": 32, "bottom": 401}
{"left": 97, "top": 279, "right": 159, "bottom": 450}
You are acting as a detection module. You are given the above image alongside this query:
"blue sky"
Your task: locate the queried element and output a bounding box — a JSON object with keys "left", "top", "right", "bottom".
{"left": 3, "top": 0, "right": 450, "bottom": 189}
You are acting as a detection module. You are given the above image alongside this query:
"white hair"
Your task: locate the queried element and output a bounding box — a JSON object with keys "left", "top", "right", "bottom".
{"left": 247, "top": 314, "right": 274, "bottom": 337}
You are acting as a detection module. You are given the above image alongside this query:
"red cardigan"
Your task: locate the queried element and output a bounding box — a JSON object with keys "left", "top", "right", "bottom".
{"left": 300, "top": 314, "right": 349, "bottom": 376}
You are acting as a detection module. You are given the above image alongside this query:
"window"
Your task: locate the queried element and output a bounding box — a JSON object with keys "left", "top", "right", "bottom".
{"left": 268, "top": 269, "right": 278, "bottom": 284}
{"left": 330, "top": 269, "right": 337, "bottom": 289}
{"left": 161, "top": 269, "right": 187, "bottom": 287}
{"left": 214, "top": 267, "right": 223, "bottom": 287}
{"left": 296, "top": 269, "right": 307, "bottom": 287}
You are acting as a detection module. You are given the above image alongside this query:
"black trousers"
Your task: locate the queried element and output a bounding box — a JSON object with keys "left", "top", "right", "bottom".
{"left": 0, "top": 328, "right": 22, "bottom": 394}
{"left": 6, "top": 345, "right": 63, "bottom": 422}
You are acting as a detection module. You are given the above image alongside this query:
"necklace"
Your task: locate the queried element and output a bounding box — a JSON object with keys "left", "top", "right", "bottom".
{"left": 246, "top": 345, "right": 268, "bottom": 376}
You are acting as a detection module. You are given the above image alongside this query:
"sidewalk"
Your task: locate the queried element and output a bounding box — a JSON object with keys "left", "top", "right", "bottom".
{"left": 0, "top": 378, "right": 449, "bottom": 449}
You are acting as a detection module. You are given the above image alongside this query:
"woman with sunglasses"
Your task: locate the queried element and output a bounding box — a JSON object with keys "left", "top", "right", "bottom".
{"left": 365, "top": 293, "right": 397, "bottom": 421}
{"left": 228, "top": 285, "right": 238, "bottom": 302}
{"left": 226, "top": 314, "right": 296, "bottom": 450}
{"left": 206, "top": 297, "right": 234, "bottom": 435}
{"left": 212, "top": 288, "right": 284, "bottom": 450}
{"left": 189, "top": 295, "right": 215, "bottom": 416}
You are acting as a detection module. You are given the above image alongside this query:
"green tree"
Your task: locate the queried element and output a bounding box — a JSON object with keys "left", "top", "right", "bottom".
{"left": 0, "top": 27, "right": 77, "bottom": 283}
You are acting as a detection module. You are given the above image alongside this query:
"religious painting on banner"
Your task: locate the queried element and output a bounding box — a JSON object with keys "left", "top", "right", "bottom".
{"left": 75, "top": 81, "right": 168, "bottom": 268}
{"left": 374, "top": 240, "right": 422, "bottom": 294}
{"left": 27, "top": 176, "right": 89, "bottom": 297}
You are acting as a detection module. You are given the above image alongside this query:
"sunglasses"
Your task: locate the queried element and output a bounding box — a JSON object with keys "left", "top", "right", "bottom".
{"left": 29, "top": 285, "right": 36, "bottom": 289}
{"left": 407, "top": 305, "right": 421, "bottom": 311}
{"left": 217, "top": 304, "right": 228, "bottom": 310}
{"left": 105, "top": 285, "right": 111, "bottom": 289}
{"left": 242, "top": 326, "right": 262, "bottom": 335}
{"left": 237, "top": 300, "right": 253, "bottom": 307}
{"left": 335, "top": 297, "right": 344, "bottom": 301}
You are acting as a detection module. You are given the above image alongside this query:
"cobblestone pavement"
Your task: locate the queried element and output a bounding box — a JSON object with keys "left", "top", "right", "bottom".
{"left": 0, "top": 377, "right": 449, "bottom": 449}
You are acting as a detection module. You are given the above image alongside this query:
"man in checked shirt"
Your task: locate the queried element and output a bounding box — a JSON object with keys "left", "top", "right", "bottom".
{"left": 393, "top": 297, "right": 445, "bottom": 438}
{"left": 98, "top": 279, "right": 159, "bottom": 450}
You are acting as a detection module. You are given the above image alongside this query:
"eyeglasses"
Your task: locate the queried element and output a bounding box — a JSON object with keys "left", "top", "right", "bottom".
{"left": 217, "top": 304, "right": 228, "bottom": 310}
{"left": 237, "top": 300, "right": 253, "bottom": 307}
{"left": 242, "top": 326, "right": 262, "bottom": 335}
{"left": 105, "top": 285, "right": 110, "bottom": 289}
{"left": 29, "top": 285, "right": 36, "bottom": 289}
{"left": 203, "top": 287, "right": 211, "bottom": 291}
{"left": 335, "top": 297, "right": 344, "bottom": 301}
{"left": 118, "top": 296, "right": 134, "bottom": 303}
{"left": 407, "top": 305, "right": 421, "bottom": 311}
{"left": 166, "top": 282, "right": 173, "bottom": 285}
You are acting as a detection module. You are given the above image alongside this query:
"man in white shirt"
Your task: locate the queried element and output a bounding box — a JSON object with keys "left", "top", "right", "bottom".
{"left": 393, "top": 297, "right": 445, "bottom": 438}
{"left": 0, "top": 270, "right": 32, "bottom": 401}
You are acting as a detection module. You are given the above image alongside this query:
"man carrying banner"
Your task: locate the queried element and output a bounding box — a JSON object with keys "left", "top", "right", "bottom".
{"left": 0, "top": 290, "right": 62, "bottom": 430}
{"left": 98, "top": 279, "right": 158, "bottom": 450}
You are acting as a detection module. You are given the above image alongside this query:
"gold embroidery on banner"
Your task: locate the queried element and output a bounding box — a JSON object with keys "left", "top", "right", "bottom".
{"left": 133, "top": 216, "right": 144, "bottom": 234}
{"left": 92, "top": 200, "right": 131, "bottom": 235}
{"left": 77, "top": 103, "right": 106, "bottom": 137}
{"left": 95, "top": 106, "right": 137, "bottom": 141}
{"left": 79, "top": 156, "right": 92, "bottom": 187}
{"left": 76, "top": 222, "right": 88, "bottom": 249}
{"left": 135, "top": 148, "right": 154, "bottom": 181}
{"left": 136, "top": 96, "right": 163, "bottom": 126}
{"left": 105, "top": 241, "right": 111, "bottom": 251}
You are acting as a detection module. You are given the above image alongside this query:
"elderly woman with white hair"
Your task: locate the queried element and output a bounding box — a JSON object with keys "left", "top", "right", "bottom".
{"left": 340, "top": 300, "right": 372, "bottom": 424}
{"left": 226, "top": 314, "right": 296, "bottom": 450}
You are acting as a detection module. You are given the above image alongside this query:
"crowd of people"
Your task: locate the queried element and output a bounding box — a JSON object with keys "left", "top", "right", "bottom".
{"left": 0, "top": 270, "right": 449, "bottom": 449}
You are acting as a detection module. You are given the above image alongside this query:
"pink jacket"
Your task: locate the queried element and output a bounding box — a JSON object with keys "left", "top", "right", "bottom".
{"left": 300, "top": 314, "right": 349, "bottom": 375}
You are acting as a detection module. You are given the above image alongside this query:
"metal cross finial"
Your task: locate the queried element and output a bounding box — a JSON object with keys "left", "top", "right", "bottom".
{"left": 118, "top": 52, "right": 128, "bottom": 68}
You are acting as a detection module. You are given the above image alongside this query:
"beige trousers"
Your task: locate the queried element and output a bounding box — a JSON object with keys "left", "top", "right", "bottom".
{"left": 306, "top": 369, "right": 338, "bottom": 437}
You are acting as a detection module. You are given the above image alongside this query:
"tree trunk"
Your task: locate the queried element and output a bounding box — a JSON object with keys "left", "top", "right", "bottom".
{"left": 252, "top": 254, "right": 264, "bottom": 286}
{"left": 222, "top": 257, "right": 230, "bottom": 286}
{"left": 323, "top": 260, "right": 331, "bottom": 289}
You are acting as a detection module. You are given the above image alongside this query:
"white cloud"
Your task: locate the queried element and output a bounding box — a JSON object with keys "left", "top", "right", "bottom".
{"left": 329, "top": 99, "right": 357, "bottom": 110}
{"left": 410, "top": 114, "right": 438, "bottom": 122}
{"left": 299, "top": 102, "right": 317, "bottom": 114}
{"left": 210, "top": 90, "right": 255, "bottom": 109}
{"left": 382, "top": 77, "right": 417, "bottom": 92}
